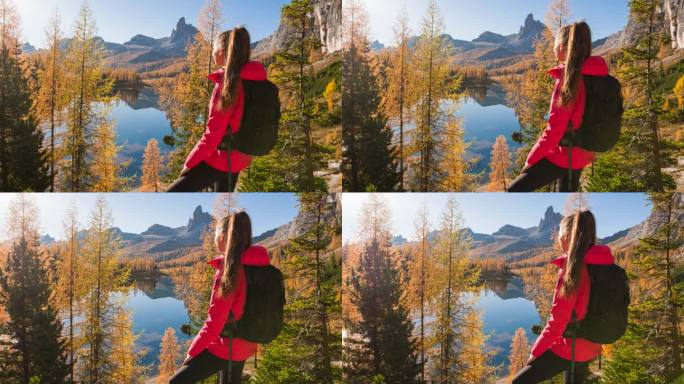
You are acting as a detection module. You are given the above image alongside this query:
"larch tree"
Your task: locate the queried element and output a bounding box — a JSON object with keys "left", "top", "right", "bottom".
{"left": 79, "top": 195, "right": 130, "bottom": 383}
{"left": 563, "top": 192, "right": 591, "bottom": 215}
{"left": 61, "top": 2, "right": 114, "bottom": 191}
{"left": 410, "top": 0, "right": 459, "bottom": 191}
{"left": 383, "top": 7, "right": 412, "bottom": 191}
{"left": 140, "top": 138, "right": 163, "bottom": 192}
{"left": 90, "top": 120, "right": 126, "bottom": 191}
{"left": 408, "top": 204, "right": 433, "bottom": 382}
{"left": 341, "top": 0, "right": 399, "bottom": 192}
{"left": 158, "top": 33, "right": 210, "bottom": 177}
{"left": 429, "top": 197, "right": 484, "bottom": 383}
{"left": 197, "top": 0, "right": 224, "bottom": 126}
{"left": 439, "top": 116, "right": 475, "bottom": 191}
{"left": 158, "top": 327, "right": 181, "bottom": 384}
{"left": 56, "top": 201, "right": 82, "bottom": 383}
{"left": 110, "top": 308, "right": 146, "bottom": 383}
{"left": 36, "top": 9, "right": 66, "bottom": 192}
{"left": 508, "top": 328, "right": 530, "bottom": 381}
{"left": 544, "top": 0, "right": 572, "bottom": 36}
{"left": 487, "top": 135, "right": 512, "bottom": 191}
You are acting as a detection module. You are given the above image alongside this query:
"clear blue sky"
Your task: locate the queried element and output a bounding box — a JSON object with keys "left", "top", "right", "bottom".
{"left": 342, "top": 193, "right": 651, "bottom": 242}
{"left": 362, "top": 0, "right": 628, "bottom": 46}
{"left": 17, "top": 0, "right": 288, "bottom": 48}
{"left": 0, "top": 193, "right": 299, "bottom": 241}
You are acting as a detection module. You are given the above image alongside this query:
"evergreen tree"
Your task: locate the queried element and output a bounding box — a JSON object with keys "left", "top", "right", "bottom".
{"left": 603, "top": 193, "right": 683, "bottom": 382}
{"left": 346, "top": 195, "right": 420, "bottom": 383}
{"left": 110, "top": 308, "right": 146, "bottom": 383}
{"left": 588, "top": 0, "right": 676, "bottom": 192}
{"left": 0, "top": 236, "right": 69, "bottom": 384}
{"left": 438, "top": 117, "right": 475, "bottom": 191}
{"left": 90, "top": 120, "right": 127, "bottom": 192}
{"left": 0, "top": 5, "right": 50, "bottom": 192}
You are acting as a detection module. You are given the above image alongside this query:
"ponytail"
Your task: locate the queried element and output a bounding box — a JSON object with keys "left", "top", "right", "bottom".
{"left": 557, "top": 21, "right": 592, "bottom": 108}
{"left": 217, "top": 27, "right": 251, "bottom": 111}
{"left": 217, "top": 211, "right": 252, "bottom": 297}
{"left": 560, "top": 210, "right": 596, "bottom": 297}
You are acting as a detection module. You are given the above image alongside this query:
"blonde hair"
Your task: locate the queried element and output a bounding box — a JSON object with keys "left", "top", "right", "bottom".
{"left": 215, "top": 211, "right": 252, "bottom": 297}
{"left": 558, "top": 210, "right": 597, "bottom": 297}
{"left": 556, "top": 22, "right": 592, "bottom": 108}
{"left": 216, "top": 27, "right": 251, "bottom": 111}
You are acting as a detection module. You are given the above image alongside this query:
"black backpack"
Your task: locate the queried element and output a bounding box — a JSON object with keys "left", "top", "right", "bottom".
{"left": 218, "top": 80, "right": 281, "bottom": 156}
{"left": 221, "top": 265, "right": 286, "bottom": 344}
{"left": 559, "top": 75, "right": 624, "bottom": 152}
{"left": 563, "top": 263, "right": 630, "bottom": 344}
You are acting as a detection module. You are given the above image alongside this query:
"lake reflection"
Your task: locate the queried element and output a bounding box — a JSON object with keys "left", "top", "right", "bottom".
{"left": 125, "top": 275, "right": 190, "bottom": 371}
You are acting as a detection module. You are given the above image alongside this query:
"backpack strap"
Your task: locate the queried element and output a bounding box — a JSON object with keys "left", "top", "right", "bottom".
{"left": 570, "top": 310, "right": 577, "bottom": 384}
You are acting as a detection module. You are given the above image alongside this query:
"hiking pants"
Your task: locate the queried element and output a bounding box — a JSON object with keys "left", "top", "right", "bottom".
{"left": 511, "top": 350, "right": 590, "bottom": 384}
{"left": 167, "top": 161, "right": 239, "bottom": 192}
{"left": 168, "top": 350, "right": 245, "bottom": 384}
{"left": 508, "top": 158, "right": 582, "bottom": 192}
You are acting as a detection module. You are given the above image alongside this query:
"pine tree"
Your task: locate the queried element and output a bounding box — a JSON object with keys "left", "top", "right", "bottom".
{"left": 0, "top": 1, "right": 49, "bottom": 192}
{"left": 604, "top": 193, "right": 683, "bottom": 382}
{"left": 508, "top": 328, "right": 530, "bottom": 382}
{"left": 487, "top": 135, "right": 512, "bottom": 191}
{"left": 158, "top": 328, "right": 181, "bottom": 384}
{"left": 79, "top": 195, "right": 129, "bottom": 383}
{"left": 61, "top": 2, "right": 115, "bottom": 191}
{"left": 588, "top": 0, "right": 676, "bottom": 192}
{"left": 140, "top": 138, "right": 163, "bottom": 192}
{"left": 346, "top": 195, "right": 420, "bottom": 383}
{"left": 0, "top": 235, "right": 69, "bottom": 384}
{"left": 410, "top": 0, "right": 460, "bottom": 191}
{"left": 110, "top": 308, "right": 146, "bottom": 383}
{"left": 341, "top": 3, "right": 399, "bottom": 192}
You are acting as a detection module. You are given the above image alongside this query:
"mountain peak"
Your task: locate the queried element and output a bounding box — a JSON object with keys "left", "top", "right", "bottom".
{"left": 538, "top": 206, "right": 562, "bottom": 231}
{"left": 518, "top": 13, "right": 545, "bottom": 40}
{"left": 170, "top": 17, "right": 197, "bottom": 44}
{"left": 187, "top": 205, "right": 212, "bottom": 232}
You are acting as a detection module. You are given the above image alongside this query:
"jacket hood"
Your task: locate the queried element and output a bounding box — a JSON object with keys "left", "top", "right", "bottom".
{"left": 208, "top": 60, "right": 268, "bottom": 84}
{"left": 551, "top": 244, "right": 615, "bottom": 268}
{"left": 208, "top": 245, "right": 271, "bottom": 270}
{"left": 548, "top": 56, "right": 610, "bottom": 79}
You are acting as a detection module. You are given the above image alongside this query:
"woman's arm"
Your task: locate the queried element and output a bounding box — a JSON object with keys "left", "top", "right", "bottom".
{"left": 186, "top": 273, "right": 234, "bottom": 358}
{"left": 184, "top": 85, "right": 235, "bottom": 170}
{"left": 525, "top": 79, "right": 574, "bottom": 167}
{"left": 529, "top": 270, "right": 577, "bottom": 358}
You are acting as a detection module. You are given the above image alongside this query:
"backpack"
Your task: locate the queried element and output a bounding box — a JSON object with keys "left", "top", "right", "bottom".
{"left": 221, "top": 265, "right": 286, "bottom": 344}
{"left": 559, "top": 75, "right": 624, "bottom": 152}
{"left": 218, "top": 80, "right": 281, "bottom": 156}
{"left": 563, "top": 263, "right": 630, "bottom": 344}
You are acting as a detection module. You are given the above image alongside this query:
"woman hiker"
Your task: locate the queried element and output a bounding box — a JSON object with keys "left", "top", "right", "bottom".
{"left": 169, "top": 211, "right": 270, "bottom": 383}
{"left": 508, "top": 22, "right": 610, "bottom": 192}
{"left": 167, "top": 27, "right": 266, "bottom": 192}
{"left": 511, "top": 210, "right": 615, "bottom": 383}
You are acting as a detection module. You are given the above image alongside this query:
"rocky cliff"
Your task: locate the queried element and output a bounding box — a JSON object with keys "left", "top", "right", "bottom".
{"left": 252, "top": 0, "right": 342, "bottom": 58}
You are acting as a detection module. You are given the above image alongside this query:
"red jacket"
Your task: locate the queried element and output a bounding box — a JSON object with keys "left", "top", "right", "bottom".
{"left": 530, "top": 244, "right": 615, "bottom": 362}
{"left": 186, "top": 245, "right": 271, "bottom": 361}
{"left": 525, "top": 56, "right": 611, "bottom": 170}
{"left": 184, "top": 61, "right": 268, "bottom": 173}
